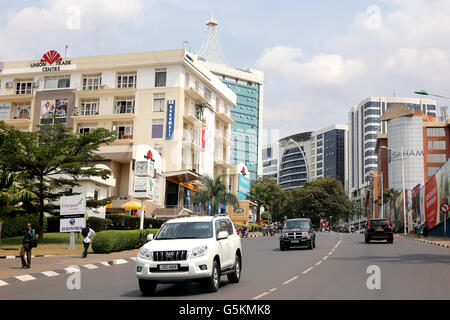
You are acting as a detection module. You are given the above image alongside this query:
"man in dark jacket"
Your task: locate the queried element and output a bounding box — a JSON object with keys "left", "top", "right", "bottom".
{"left": 20, "top": 223, "right": 36, "bottom": 269}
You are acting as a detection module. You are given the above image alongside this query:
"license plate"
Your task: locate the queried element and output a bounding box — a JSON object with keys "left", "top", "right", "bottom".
{"left": 159, "top": 264, "right": 178, "bottom": 271}
{"left": 291, "top": 240, "right": 300, "bottom": 244}
{"left": 376, "top": 228, "right": 384, "bottom": 232}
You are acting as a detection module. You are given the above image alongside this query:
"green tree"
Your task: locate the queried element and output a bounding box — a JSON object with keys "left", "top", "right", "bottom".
{"left": 0, "top": 121, "right": 116, "bottom": 241}
{"left": 249, "top": 176, "right": 284, "bottom": 222}
{"left": 193, "top": 173, "right": 239, "bottom": 215}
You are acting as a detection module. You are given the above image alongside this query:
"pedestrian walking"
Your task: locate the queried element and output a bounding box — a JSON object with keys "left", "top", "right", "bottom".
{"left": 81, "top": 225, "right": 95, "bottom": 258}
{"left": 413, "top": 220, "right": 418, "bottom": 235}
{"left": 20, "top": 223, "right": 36, "bottom": 269}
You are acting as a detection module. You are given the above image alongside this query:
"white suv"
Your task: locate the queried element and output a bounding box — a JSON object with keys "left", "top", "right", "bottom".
{"left": 136, "top": 215, "right": 242, "bottom": 295}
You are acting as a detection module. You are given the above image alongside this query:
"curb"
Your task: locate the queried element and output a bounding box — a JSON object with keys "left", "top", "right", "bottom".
{"left": 0, "top": 257, "right": 137, "bottom": 288}
{"left": 0, "top": 255, "right": 55, "bottom": 260}
{"left": 395, "top": 235, "right": 450, "bottom": 248}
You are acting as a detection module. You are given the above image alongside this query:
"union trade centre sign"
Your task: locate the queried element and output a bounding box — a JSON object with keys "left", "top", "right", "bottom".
{"left": 30, "top": 50, "right": 73, "bottom": 72}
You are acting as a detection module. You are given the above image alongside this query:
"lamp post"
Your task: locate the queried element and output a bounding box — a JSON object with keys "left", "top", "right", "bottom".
{"left": 414, "top": 89, "right": 450, "bottom": 100}
{"left": 381, "top": 146, "right": 407, "bottom": 235}
{"left": 288, "top": 138, "right": 310, "bottom": 183}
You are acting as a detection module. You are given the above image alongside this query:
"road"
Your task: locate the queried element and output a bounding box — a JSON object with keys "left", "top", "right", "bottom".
{"left": 1, "top": 232, "right": 450, "bottom": 300}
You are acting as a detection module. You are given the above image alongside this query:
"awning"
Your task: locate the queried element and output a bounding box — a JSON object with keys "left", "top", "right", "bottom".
{"left": 165, "top": 170, "right": 199, "bottom": 184}
{"left": 121, "top": 201, "right": 147, "bottom": 210}
{"left": 180, "top": 181, "right": 199, "bottom": 192}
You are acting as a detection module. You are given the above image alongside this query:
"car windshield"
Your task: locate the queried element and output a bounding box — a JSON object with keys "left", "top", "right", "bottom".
{"left": 284, "top": 220, "right": 310, "bottom": 230}
{"left": 155, "top": 222, "right": 213, "bottom": 240}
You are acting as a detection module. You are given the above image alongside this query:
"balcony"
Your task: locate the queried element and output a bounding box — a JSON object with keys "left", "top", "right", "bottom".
{"left": 215, "top": 107, "right": 234, "bottom": 124}
{"left": 214, "top": 157, "right": 233, "bottom": 169}
{"left": 76, "top": 86, "right": 137, "bottom": 98}
{"left": 182, "top": 131, "right": 202, "bottom": 151}
{"left": 184, "top": 88, "right": 214, "bottom": 111}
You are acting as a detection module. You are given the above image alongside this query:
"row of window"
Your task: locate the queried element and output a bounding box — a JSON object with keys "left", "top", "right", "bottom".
{"left": 11, "top": 69, "right": 168, "bottom": 94}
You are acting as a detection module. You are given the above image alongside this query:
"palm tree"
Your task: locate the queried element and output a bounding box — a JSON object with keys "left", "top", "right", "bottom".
{"left": 193, "top": 173, "right": 239, "bottom": 215}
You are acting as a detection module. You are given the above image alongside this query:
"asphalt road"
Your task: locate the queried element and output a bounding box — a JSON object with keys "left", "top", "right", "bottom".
{"left": 1, "top": 232, "right": 450, "bottom": 300}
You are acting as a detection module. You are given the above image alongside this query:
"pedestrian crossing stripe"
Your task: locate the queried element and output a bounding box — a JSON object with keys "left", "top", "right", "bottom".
{"left": 15, "top": 275, "right": 36, "bottom": 282}
{"left": 41, "top": 271, "right": 58, "bottom": 277}
{"left": 0, "top": 280, "right": 8, "bottom": 286}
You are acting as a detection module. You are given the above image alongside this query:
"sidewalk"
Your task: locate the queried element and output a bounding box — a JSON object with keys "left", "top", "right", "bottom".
{"left": 0, "top": 249, "right": 139, "bottom": 284}
{"left": 395, "top": 233, "right": 450, "bottom": 248}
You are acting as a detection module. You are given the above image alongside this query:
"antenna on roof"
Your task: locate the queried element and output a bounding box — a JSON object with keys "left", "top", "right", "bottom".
{"left": 198, "top": 13, "right": 228, "bottom": 65}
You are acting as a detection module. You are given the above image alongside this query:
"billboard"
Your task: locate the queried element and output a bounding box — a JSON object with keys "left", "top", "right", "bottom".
{"left": 165, "top": 100, "right": 175, "bottom": 140}
{"left": 0, "top": 103, "right": 11, "bottom": 120}
{"left": 60, "top": 195, "right": 86, "bottom": 232}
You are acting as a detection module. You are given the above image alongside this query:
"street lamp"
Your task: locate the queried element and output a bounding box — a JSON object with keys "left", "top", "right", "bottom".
{"left": 380, "top": 145, "right": 407, "bottom": 235}
{"left": 288, "top": 138, "right": 310, "bottom": 183}
{"left": 368, "top": 172, "right": 384, "bottom": 219}
{"left": 414, "top": 89, "right": 450, "bottom": 100}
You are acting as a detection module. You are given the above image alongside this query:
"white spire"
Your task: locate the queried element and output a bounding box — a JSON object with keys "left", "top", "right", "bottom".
{"left": 198, "top": 13, "right": 228, "bottom": 65}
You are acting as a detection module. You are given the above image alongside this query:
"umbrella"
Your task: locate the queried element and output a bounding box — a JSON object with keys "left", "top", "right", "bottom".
{"left": 106, "top": 203, "right": 112, "bottom": 208}
{"left": 121, "top": 201, "right": 147, "bottom": 210}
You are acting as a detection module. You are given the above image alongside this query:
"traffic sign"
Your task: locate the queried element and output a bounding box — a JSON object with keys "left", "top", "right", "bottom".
{"left": 441, "top": 203, "right": 449, "bottom": 214}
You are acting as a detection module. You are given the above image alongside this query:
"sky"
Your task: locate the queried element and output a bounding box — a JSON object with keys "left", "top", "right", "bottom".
{"left": 1, "top": 0, "right": 450, "bottom": 144}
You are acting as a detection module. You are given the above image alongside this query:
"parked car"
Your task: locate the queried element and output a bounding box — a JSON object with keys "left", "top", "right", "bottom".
{"left": 280, "top": 218, "right": 316, "bottom": 250}
{"left": 365, "top": 219, "right": 393, "bottom": 243}
{"left": 136, "top": 215, "right": 242, "bottom": 295}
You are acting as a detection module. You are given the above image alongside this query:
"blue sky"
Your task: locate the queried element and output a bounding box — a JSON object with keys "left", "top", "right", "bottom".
{"left": 1, "top": 1, "right": 449, "bottom": 142}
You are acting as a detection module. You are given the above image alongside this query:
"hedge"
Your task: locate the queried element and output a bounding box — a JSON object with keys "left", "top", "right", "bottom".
{"left": 0, "top": 213, "right": 47, "bottom": 238}
{"left": 87, "top": 217, "right": 112, "bottom": 232}
{"left": 106, "top": 214, "right": 166, "bottom": 230}
{"left": 92, "top": 229, "right": 159, "bottom": 254}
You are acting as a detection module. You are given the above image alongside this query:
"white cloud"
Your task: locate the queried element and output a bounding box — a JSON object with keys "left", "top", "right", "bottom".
{"left": 0, "top": 0, "right": 148, "bottom": 61}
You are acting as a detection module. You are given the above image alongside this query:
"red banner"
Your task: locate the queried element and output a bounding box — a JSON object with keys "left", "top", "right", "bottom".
{"left": 201, "top": 128, "right": 205, "bottom": 149}
{"left": 425, "top": 176, "right": 438, "bottom": 229}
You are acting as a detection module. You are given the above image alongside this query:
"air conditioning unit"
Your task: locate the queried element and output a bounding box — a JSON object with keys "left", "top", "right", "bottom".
{"left": 5, "top": 82, "right": 13, "bottom": 89}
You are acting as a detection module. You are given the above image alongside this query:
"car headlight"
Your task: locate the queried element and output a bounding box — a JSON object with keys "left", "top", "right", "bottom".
{"left": 281, "top": 232, "right": 288, "bottom": 239}
{"left": 138, "top": 247, "right": 152, "bottom": 260}
{"left": 191, "top": 245, "right": 208, "bottom": 258}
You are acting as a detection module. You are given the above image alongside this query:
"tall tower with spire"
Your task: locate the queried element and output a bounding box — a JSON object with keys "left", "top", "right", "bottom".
{"left": 198, "top": 14, "right": 228, "bottom": 65}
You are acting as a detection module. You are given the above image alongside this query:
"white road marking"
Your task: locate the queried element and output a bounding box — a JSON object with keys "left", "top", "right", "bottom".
{"left": 41, "top": 271, "right": 59, "bottom": 277}
{"left": 253, "top": 292, "right": 270, "bottom": 300}
{"left": 0, "top": 280, "right": 8, "bottom": 286}
{"left": 65, "top": 266, "right": 80, "bottom": 273}
{"left": 269, "top": 288, "right": 278, "bottom": 292}
{"left": 129, "top": 257, "right": 137, "bottom": 261}
{"left": 302, "top": 267, "right": 314, "bottom": 274}
{"left": 282, "top": 276, "right": 298, "bottom": 285}
{"left": 82, "top": 264, "right": 98, "bottom": 270}
{"left": 6, "top": 256, "right": 15, "bottom": 259}
{"left": 328, "top": 251, "right": 333, "bottom": 255}
{"left": 114, "top": 259, "right": 128, "bottom": 265}
{"left": 15, "top": 275, "right": 36, "bottom": 282}
{"left": 100, "top": 262, "right": 110, "bottom": 266}
{"left": 315, "top": 261, "right": 322, "bottom": 266}
{"left": 322, "top": 256, "right": 328, "bottom": 261}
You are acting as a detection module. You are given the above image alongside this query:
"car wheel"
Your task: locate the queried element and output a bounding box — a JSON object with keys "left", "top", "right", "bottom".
{"left": 280, "top": 244, "right": 285, "bottom": 251}
{"left": 313, "top": 237, "right": 316, "bottom": 248}
{"left": 227, "top": 255, "right": 241, "bottom": 283}
{"left": 138, "top": 279, "right": 157, "bottom": 296}
{"left": 308, "top": 240, "right": 313, "bottom": 250}
{"left": 205, "top": 260, "right": 220, "bottom": 293}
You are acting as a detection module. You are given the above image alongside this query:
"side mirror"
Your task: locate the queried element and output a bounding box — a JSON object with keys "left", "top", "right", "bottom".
{"left": 217, "top": 231, "right": 229, "bottom": 240}
{"left": 147, "top": 234, "right": 154, "bottom": 241}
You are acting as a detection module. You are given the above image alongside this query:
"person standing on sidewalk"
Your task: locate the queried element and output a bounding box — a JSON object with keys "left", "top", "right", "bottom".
{"left": 20, "top": 223, "right": 36, "bottom": 269}
{"left": 81, "top": 225, "right": 95, "bottom": 258}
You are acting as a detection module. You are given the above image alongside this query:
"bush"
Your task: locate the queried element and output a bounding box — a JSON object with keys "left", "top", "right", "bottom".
{"left": 106, "top": 214, "right": 166, "bottom": 230}
{"left": 92, "top": 229, "right": 159, "bottom": 254}
{"left": 87, "top": 217, "right": 112, "bottom": 232}
{"left": 1, "top": 213, "right": 47, "bottom": 238}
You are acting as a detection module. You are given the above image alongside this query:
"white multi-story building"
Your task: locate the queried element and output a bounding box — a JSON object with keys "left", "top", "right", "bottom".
{"left": 262, "top": 143, "right": 279, "bottom": 180}
{"left": 348, "top": 97, "right": 437, "bottom": 200}
{"left": 0, "top": 49, "right": 238, "bottom": 217}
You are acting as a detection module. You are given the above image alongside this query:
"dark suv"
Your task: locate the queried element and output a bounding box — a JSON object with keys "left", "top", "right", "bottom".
{"left": 280, "top": 218, "right": 315, "bottom": 250}
{"left": 364, "top": 219, "right": 393, "bottom": 243}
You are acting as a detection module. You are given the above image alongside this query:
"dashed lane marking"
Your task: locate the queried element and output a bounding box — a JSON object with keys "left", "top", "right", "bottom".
{"left": 302, "top": 267, "right": 314, "bottom": 274}
{"left": 315, "top": 261, "right": 322, "bottom": 266}
{"left": 322, "top": 256, "right": 328, "bottom": 261}
{"left": 269, "top": 288, "right": 278, "bottom": 292}
{"left": 252, "top": 292, "right": 270, "bottom": 300}
{"left": 282, "top": 276, "right": 299, "bottom": 285}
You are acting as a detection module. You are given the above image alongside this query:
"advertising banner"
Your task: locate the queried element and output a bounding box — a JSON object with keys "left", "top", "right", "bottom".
{"left": 238, "top": 174, "right": 251, "bottom": 200}
{"left": 0, "top": 103, "right": 11, "bottom": 120}
{"left": 41, "top": 100, "right": 55, "bottom": 119}
{"left": 13, "top": 104, "right": 31, "bottom": 119}
{"left": 134, "top": 176, "right": 152, "bottom": 199}
{"left": 165, "top": 100, "right": 175, "bottom": 140}
{"left": 411, "top": 184, "right": 421, "bottom": 224}
{"left": 425, "top": 175, "right": 438, "bottom": 229}
{"left": 152, "top": 174, "right": 161, "bottom": 204}
{"left": 60, "top": 195, "right": 86, "bottom": 232}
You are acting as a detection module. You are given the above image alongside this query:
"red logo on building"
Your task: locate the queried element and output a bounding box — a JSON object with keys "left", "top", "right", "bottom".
{"left": 41, "top": 50, "right": 62, "bottom": 65}
{"left": 241, "top": 167, "right": 246, "bottom": 176}
{"left": 145, "top": 150, "right": 153, "bottom": 161}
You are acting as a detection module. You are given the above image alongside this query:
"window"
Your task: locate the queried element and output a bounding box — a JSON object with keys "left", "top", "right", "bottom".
{"left": 94, "top": 190, "right": 100, "bottom": 201}
{"left": 80, "top": 99, "right": 99, "bottom": 116}
{"left": 15, "top": 80, "right": 33, "bottom": 94}
{"left": 82, "top": 74, "right": 102, "bottom": 90}
{"left": 428, "top": 166, "right": 440, "bottom": 177}
{"left": 427, "top": 153, "right": 447, "bottom": 163}
{"left": 79, "top": 125, "right": 97, "bottom": 135}
{"left": 427, "top": 128, "right": 445, "bottom": 137}
{"left": 151, "top": 119, "right": 164, "bottom": 138}
{"left": 115, "top": 97, "right": 135, "bottom": 114}
{"left": 13, "top": 103, "right": 31, "bottom": 119}
{"left": 44, "top": 75, "right": 70, "bottom": 89}
{"left": 428, "top": 140, "right": 446, "bottom": 150}
{"left": 117, "top": 72, "right": 137, "bottom": 88}
{"left": 204, "top": 88, "right": 211, "bottom": 102}
{"left": 155, "top": 68, "right": 167, "bottom": 87}
{"left": 365, "top": 126, "right": 380, "bottom": 133}
{"left": 153, "top": 93, "right": 165, "bottom": 112}
{"left": 114, "top": 122, "right": 133, "bottom": 140}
